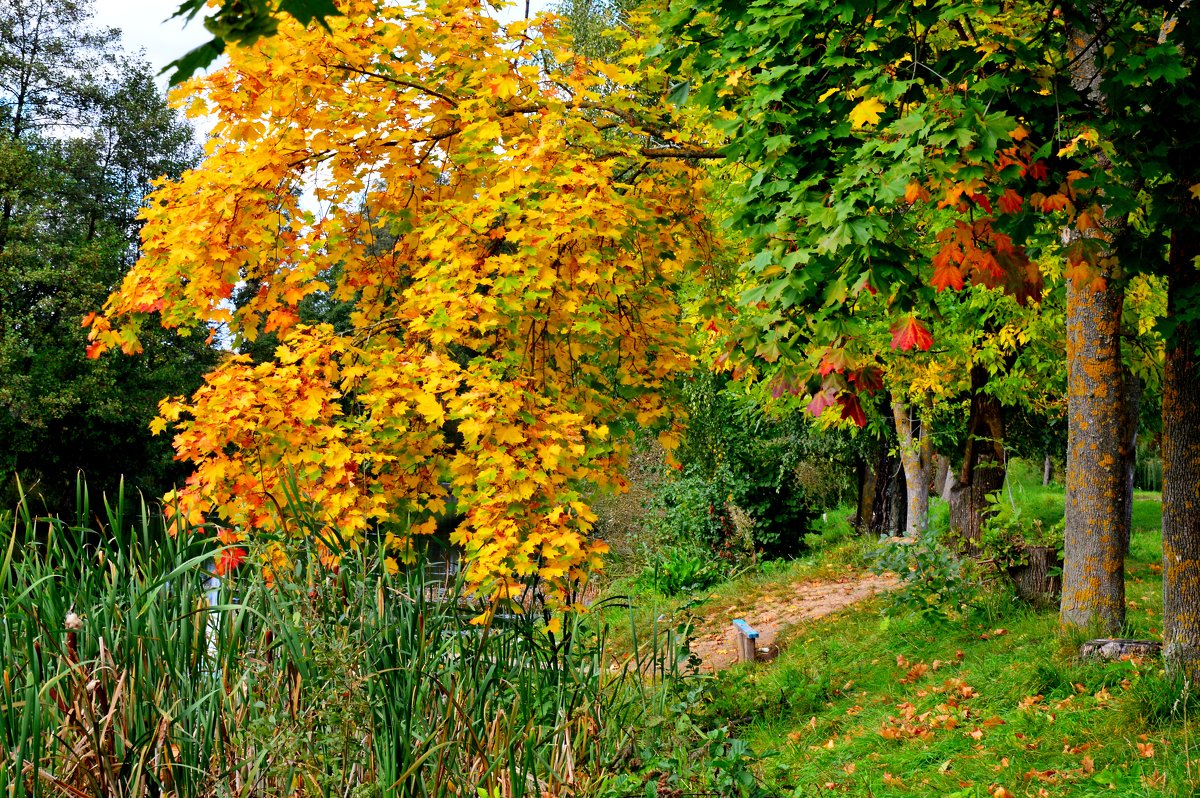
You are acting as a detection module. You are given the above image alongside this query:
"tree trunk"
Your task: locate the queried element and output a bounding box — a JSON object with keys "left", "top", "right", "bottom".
{"left": 1163, "top": 223, "right": 1200, "bottom": 682}
{"left": 948, "top": 366, "right": 1006, "bottom": 547}
{"left": 855, "top": 452, "right": 875, "bottom": 531}
{"left": 893, "top": 399, "right": 933, "bottom": 537}
{"left": 934, "top": 455, "right": 950, "bottom": 499}
{"left": 941, "top": 458, "right": 956, "bottom": 502}
{"left": 1119, "top": 369, "right": 1142, "bottom": 557}
{"left": 869, "top": 445, "right": 901, "bottom": 536}
{"left": 1009, "top": 545, "right": 1064, "bottom": 607}
{"left": 889, "top": 466, "right": 907, "bottom": 537}
{"left": 1060, "top": 278, "right": 1126, "bottom": 634}
{"left": 1043, "top": 452, "right": 1053, "bottom": 486}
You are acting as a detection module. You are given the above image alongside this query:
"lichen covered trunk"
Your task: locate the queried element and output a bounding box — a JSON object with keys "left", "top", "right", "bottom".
{"left": 1163, "top": 223, "right": 1200, "bottom": 682}
{"left": 892, "top": 399, "right": 932, "bottom": 537}
{"left": 1060, "top": 278, "right": 1126, "bottom": 633}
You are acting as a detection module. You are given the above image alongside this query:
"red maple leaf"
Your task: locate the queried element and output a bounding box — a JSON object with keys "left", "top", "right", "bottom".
{"left": 215, "top": 546, "right": 247, "bottom": 576}
{"left": 819, "top": 348, "right": 848, "bottom": 376}
{"left": 849, "top": 366, "right": 884, "bottom": 393}
{"left": 931, "top": 242, "right": 965, "bottom": 292}
{"left": 968, "top": 193, "right": 993, "bottom": 214}
{"left": 890, "top": 317, "right": 934, "bottom": 352}
{"left": 838, "top": 394, "right": 867, "bottom": 427}
{"left": 1041, "top": 192, "right": 1073, "bottom": 213}
{"left": 997, "top": 188, "right": 1023, "bottom": 215}
{"left": 807, "top": 388, "right": 838, "bottom": 417}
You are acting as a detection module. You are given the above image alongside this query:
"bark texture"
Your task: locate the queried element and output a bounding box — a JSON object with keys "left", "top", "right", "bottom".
{"left": 1060, "top": 278, "right": 1127, "bottom": 633}
{"left": 869, "top": 445, "right": 905, "bottom": 536}
{"left": 1163, "top": 224, "right": 1200, "bottom": 682}
{"left": 948, "top": 366, "right": 1006, "bottom": 547}
{"left": 855, "top": 453, "right": 876, "bottom": 531}
{"left": 892, "top": 399, "right": 933, "bottom": 537}
{"left": 1008, "top": 546, "right": 1063, "bottom": 607}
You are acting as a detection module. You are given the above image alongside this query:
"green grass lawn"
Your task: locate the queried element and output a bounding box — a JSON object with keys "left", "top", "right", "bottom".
{"left": 683, "top": 493, "right": 1195, "bottom": 797}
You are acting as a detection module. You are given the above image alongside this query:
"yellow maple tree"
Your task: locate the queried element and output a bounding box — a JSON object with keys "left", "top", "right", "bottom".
{"left": 88, "top": 0, "right": 717, "bottom": 604}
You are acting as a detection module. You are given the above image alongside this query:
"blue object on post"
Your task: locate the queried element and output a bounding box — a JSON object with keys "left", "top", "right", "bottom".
{"left": 732, "top": 618, "right": 759, "bottom": 663}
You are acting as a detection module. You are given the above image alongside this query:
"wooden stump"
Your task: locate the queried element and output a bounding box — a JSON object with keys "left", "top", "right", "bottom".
{"left": 1079, "top": 638, "right": 1162, "bottom": 661}
{"left": 1007, "top": 545, "right": 1062, "bottom": 606}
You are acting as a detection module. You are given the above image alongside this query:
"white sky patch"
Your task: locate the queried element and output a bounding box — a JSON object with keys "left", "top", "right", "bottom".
{"left": 93, "top": 0, "right": 552, "bottom": 77}
{"left": 92, "top": 0, "right": 212, "bottom": 82}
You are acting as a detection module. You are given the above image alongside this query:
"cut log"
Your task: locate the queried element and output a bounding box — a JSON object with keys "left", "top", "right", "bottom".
{"left": 1079, "top": 638, "right": 1163, "bottom": 661}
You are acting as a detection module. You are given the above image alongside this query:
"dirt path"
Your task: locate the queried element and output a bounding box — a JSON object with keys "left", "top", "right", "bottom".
{"left": 688, "top": 573, "right": 897, "bottom": 672}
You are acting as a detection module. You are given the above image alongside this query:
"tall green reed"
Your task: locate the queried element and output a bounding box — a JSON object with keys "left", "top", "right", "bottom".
{"left": 0, "top": 479, "right": 694, "bottom": 797}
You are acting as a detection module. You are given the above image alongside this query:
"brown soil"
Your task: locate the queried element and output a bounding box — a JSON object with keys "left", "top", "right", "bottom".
{"left": 688, "top": 573, "right": 898, "bottom": 672}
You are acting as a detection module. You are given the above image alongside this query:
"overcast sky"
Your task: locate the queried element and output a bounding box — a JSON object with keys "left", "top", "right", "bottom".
{"left": 92, "top": 1, "right": 211, "bottom": 79}
{"left": 91, "top": 1, "right": 552, "bottom": 81}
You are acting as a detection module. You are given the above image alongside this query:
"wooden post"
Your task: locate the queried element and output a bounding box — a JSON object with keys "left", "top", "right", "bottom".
{"left": 733, "top": 618, "right": 759, "bottom": 664}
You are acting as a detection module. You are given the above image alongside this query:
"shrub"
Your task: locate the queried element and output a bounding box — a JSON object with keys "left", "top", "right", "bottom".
{"left": 635, "top": 544, "right": 727, "bottom": 596}
{"left": 869, "top": 526, "right": 980, "bottom": 623}
{"left": 977, "top": 490, "right": 1064, "bottom": 571}
{"left": 648, "top": 372, "right": 857, "bottom": 559}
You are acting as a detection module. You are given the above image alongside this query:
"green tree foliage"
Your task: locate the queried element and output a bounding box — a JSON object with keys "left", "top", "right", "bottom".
{"left": 653, "top": 371, "right": 857, "bottom": 558}
{"left": 0, "top": 0, "right": 217, "bottom": 510}
{"left": 668, "top": 0, "right": 1199, "bottom": 670}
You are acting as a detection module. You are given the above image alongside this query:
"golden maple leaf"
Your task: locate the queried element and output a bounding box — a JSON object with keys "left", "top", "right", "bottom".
{"left": 849, "top": 96, "right": 885, "bottom": 129}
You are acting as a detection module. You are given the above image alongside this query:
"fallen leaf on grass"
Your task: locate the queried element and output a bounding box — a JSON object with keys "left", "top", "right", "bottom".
{"left": 1137, "top": 741, "right": 1155, "bottom": 758}
{"left": 1018, "top": 694, "right": 1044, "bottom": 709}
{"left": 1022, "top": 768, "right": 1059, "bottom": 783}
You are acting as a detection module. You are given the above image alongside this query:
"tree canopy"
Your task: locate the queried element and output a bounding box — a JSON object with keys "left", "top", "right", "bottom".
{"left": 90, "top": 0, "right": 717, "bottom": 604}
